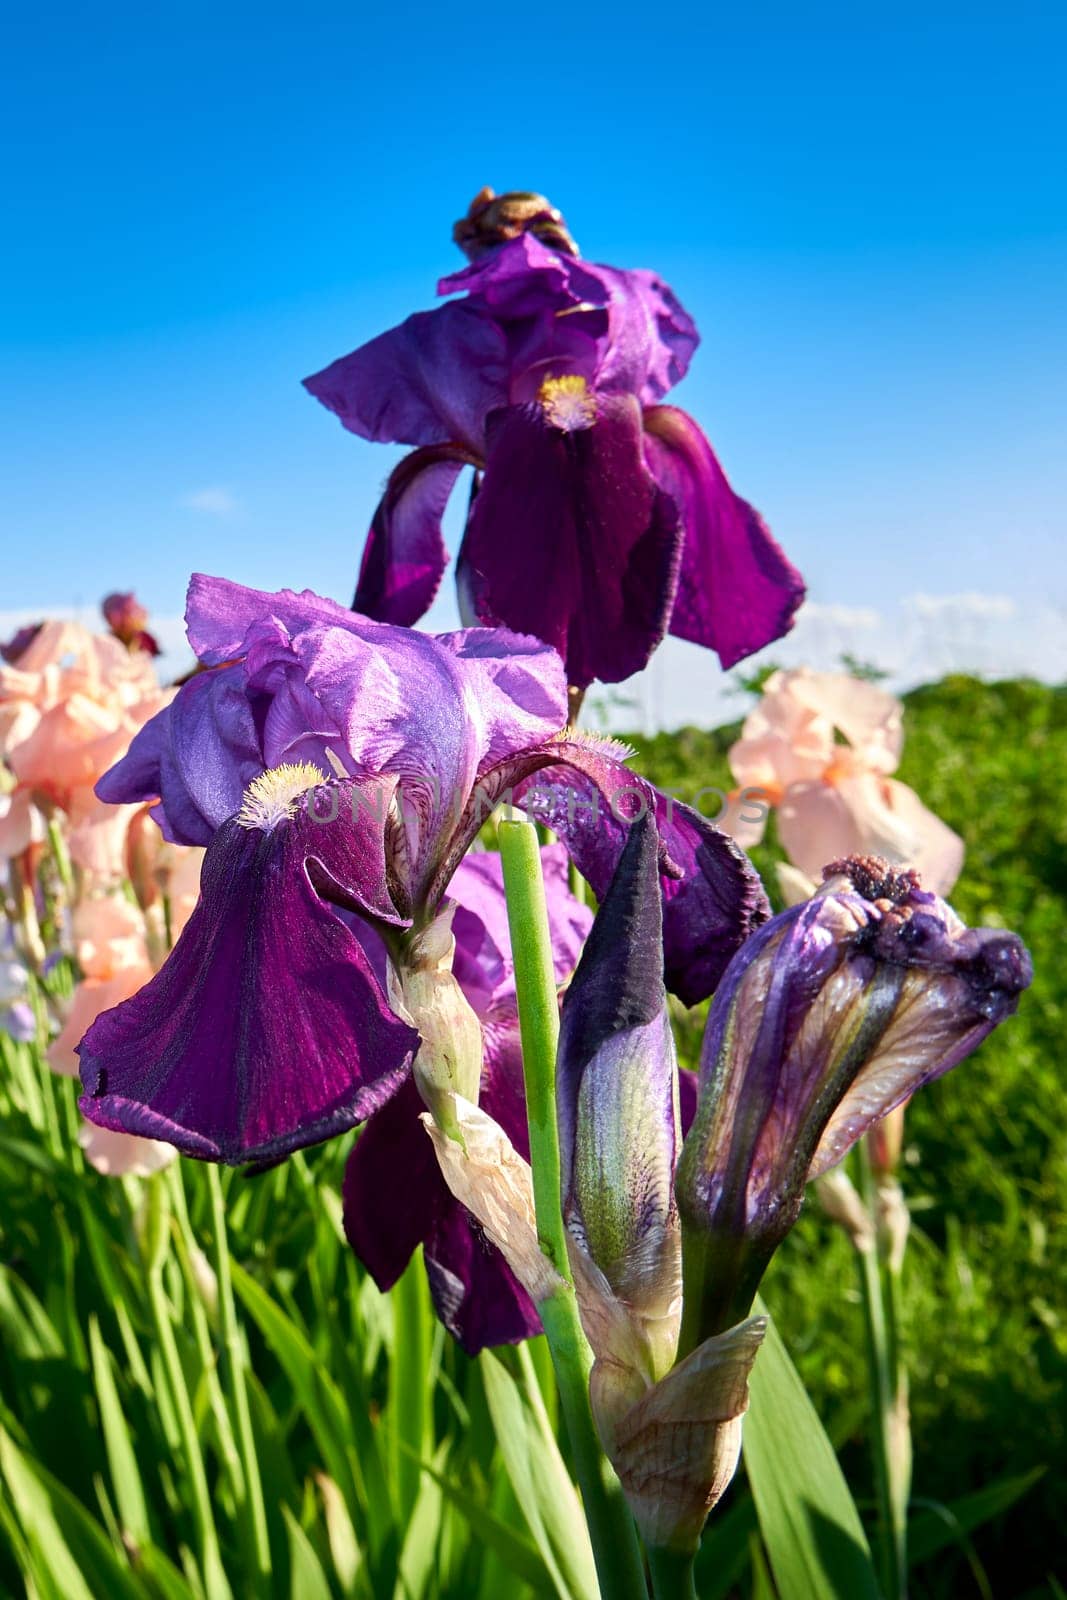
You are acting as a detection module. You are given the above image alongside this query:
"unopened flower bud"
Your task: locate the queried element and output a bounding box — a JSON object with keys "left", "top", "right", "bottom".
{"left": 676, "top": 855, "right": 1031, "bottom": 1347}
{"left": 557, "top": 813, "right": 682, "bottom": 1384}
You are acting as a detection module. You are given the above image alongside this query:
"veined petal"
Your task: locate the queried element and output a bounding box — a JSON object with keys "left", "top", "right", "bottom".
{"left": 78, "top": 777, "right": 418, "bottom": 1164}
{"left": 354, "top": 445, "right": 476, "bottom": 626}
{"left": 459, "top": 394, "right": 683, "bottom": 688}
{"left": 303, "top": 300, "right": 507, "bottom": 453}
{"left": 558, "top": 816, "right": 682, "bottom": 1377}
{"left": 469, "top": 733, "right": 769, "bottom": 1006}
{"left": 676, "top": 855, "right": 1031, "bottom": 1338}
{"left": 644, "top": 406, "right": 805, "bottom": 668}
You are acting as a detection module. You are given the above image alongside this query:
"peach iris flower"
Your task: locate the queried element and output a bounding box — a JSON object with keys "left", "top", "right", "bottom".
{"left": 0, "top": 621, "right": 170, "bottom": 875}
{"left": 49, "top": 870, "right": 202, "bottom": 1175}
{"left": 722, "top": 668, "right": 964, "bottom": 896}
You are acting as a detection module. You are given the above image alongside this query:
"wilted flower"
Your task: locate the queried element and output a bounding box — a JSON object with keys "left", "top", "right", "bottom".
{"left": 79, "top": 575, "right": 764, "bottom": 1164}
{"left": 304, "top": 189, "right": 804, "bottom": 688}
{"left": 675, "top": 855, "right": 1032, "bottom": 1345}
{"left": 345, "top": 845, "right": 591, "bottom": 1353}
{"left": 102, "top": 592, "right": 161, "bottom": 656}
{"left": 721, "top": 668, "right": 964, "bottom": 895}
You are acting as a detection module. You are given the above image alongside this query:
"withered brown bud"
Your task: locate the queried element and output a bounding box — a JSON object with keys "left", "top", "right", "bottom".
{"left": 453, "top": 187, "right": 579, "bottom": 261}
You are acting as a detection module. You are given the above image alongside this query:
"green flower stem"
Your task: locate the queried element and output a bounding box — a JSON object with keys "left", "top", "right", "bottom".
{"left": 853, "top": 1140, "right": 907, "bottom": 1600}
{"left": 647, "top": 1545, "right": 698, "bottom": 1600}
{"left": 207, "top": 1164, "right": 272, "bottom": 1585}
{"left": 499, "top": 819, "right": 648, "bottom": 1600}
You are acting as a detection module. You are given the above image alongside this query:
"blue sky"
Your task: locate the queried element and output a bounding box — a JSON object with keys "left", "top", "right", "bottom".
{"left": 2, "top": 3, "right": 1064, "bottom": 715}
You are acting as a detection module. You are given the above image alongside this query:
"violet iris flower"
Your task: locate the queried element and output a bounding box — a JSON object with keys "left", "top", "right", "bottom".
{"left": 675, "top": 855, "right": 1033, "bottom": 1344}
{"left": 78, "top": 575, "right": 765, "bottom": 1166}
{"left": 346, "top": 845, "right": 591, "bottom": 1353}
{"left": 303, "top": 188, "right": 805, "bottom": 689}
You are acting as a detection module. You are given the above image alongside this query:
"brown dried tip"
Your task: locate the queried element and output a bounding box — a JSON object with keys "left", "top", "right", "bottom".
{"left": 822, "top": 854, "right": 921, "bottom": 905}
{"left": 453, "top": 187, "right": 579, "bottom": 260}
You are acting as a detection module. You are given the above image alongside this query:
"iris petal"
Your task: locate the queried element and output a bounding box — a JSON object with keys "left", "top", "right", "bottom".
{"left": 78, "top": 783, "right": 418, "bottom": 1164}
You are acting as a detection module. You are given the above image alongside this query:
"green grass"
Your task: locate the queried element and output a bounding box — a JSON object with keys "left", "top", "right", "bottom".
{"left": 0, "top": 675, "right": 1062, "bottom": 1597}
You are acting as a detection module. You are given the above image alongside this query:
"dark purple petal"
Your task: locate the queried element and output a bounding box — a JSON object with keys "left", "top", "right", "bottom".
{"left": 78, "top": 780, "right": 417, "bottom": 1164}
{"left": 593, "top": 267, "right": 699, "bottom": 403}
{"left": 439, "top": 237, "right": 698, "bottom": 404}
{"left": 353, "top": 446, "right": 477, "bottom": 626}
{"left": 424, "top": 1200, "right": 541, "bottom": 1354}
{"left": 343, "top": 1077, "right": 445, "bottom": 1289}
{"left": 643, "top": 406, "right": 805, "bottom": 669}
{"left": 459, "top": 394, "right": 683, "bottom": 688}
{"left": 438, "top": 234, "right": 606, "bottom": 319}
{"left": 303, "top": 300, "right": 508, "bottom": 453}
{"left": 478, "top": 733, "right": 768, "bottom": 1006}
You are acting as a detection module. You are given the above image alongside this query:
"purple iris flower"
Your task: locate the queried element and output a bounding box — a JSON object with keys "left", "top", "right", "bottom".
{"left": 303, "top": 188, "right": 805, "bottom": 689}
{"left": 675, "top": 855, "right": 1033, "bottom": 1344}
{"left": 345, "top": 845, "right": 592, "bottom": 1353}
{"left": 79, "top": 575, "right": 765, "bottom": 1166}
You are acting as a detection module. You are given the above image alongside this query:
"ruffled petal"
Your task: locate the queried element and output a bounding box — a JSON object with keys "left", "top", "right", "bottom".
{"left": 78, "top": 783, "right": 418, "bottom": 1164}
{"left": 97, "top": 663, "right": 263, "bottom": 846}
{"left": 644, "top": 406, "right": 805, "bottom": 668}
{"left": 459, "top": 395, "right": 683, "bottom": 688}
{"left": 354, "top": 446, "right": 476, "bottom": 626}
{"left": 458, "top": 734, "right": 769, "bottom": 1006}
{"left": 303, "top": 300, "right": 507, "bottom": 454}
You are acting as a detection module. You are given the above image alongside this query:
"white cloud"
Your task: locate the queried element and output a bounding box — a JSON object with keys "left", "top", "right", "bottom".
{"left": 905, "top": 591, "right": 1018, "bottom": 620}
{"left": 180, "top": 486, "right": 240, "bottom": 516}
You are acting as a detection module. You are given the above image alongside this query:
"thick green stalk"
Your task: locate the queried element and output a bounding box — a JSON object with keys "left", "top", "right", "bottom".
{"left": 498, "top": 819, "right": 648, "bottom": 1600}
{"left": 647, "top": 1545, "right": 697, "bottom": 1600}
{"left": 207, "top": 1164, "right": 271, "bottom": 1583}
{"left": 853, "top": 1141, "right": 907, "bottom": 1600}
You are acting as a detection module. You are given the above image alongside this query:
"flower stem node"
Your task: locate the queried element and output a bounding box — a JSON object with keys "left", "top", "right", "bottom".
{"left": 393, "top": 905, "right": 484, "bottom": 1140}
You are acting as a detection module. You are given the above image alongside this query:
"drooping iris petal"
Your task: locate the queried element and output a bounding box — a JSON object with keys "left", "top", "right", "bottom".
{"left": 303, "top": 300, "right": 508, "bottom": 454}
{"left": 459, "top": 395, "right": 683, "bottom": 689}
{"left": 344, "top": 1020, "right": 539, "bottom": 1353}
{"left": 354, "top": 445, "right": 477, "bottom": 625}
{"left": 472, "top": 734, "right": 769, "bottom": 1006}
{"left": 557, "top": 815, "right": 681, "bottom": 1377}
{"left": 78, "top": 778, "right": 418, "bottom": 1164}
{"left": 643, "top": 405, "right": 805, "bottom": 669}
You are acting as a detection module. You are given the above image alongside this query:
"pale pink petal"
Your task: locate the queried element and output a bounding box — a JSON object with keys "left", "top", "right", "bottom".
{"left": 72, "top": 898, "right": 149, "bottom": 978}
{"left": 777, "top": 781, "right": 864, "bottom": 881}
{"left": 49, "top": 965, "right": 154, "bottom": 1074}
{"left": 715, "top": 787, "right": 771, "bottom": 851}
{"left": 787, "top": 670, "right": 902, "bottom": 775}
{"left": 77, "top": 1122, "right": 177, "bottom": 1177}
{"left": 0, "top": 789, "right": 44, "bottom": 860}
{"left": 874, "top": 778, "right": 964, "bottom": 896}
{"left": 67, "top": 791, "right": 141, "bottom": 878}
